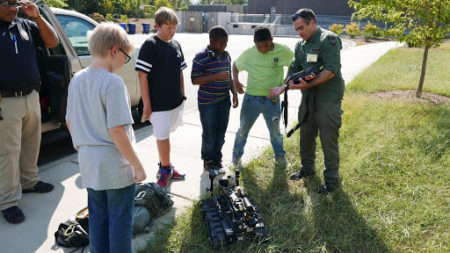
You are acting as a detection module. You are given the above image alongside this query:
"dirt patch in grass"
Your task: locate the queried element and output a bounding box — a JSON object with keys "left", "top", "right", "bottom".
{"left": 371, "top": 90, "right": 450, "bottom": 105}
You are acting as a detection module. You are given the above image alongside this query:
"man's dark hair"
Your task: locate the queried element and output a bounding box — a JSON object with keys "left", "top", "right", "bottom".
{"left": 253, "top": 26, "right": 272, "bottom": 42}
{"left": 292, "top": 8, "right": 316, "bottom": 25}
{"left": 209, "top": 26, "right": 228, "bottom": 40}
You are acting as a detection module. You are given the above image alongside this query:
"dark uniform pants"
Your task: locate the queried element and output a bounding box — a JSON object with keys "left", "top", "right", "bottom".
{"left": 298, "top": 97, "right": 343, "bottom": 186}
{"left": 0, "top": 90, "right": 41, "bottom": 210}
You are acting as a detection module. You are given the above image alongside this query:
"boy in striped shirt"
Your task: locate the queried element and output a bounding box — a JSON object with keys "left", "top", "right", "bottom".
{"left": 191, "top": 26, "right": 238, "bottom": 173}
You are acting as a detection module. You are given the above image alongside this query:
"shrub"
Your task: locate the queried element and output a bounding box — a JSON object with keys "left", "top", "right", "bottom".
{"left": 89, "top": 12, "right": 104, "bottom": 23}
{"left": 142, "top": 12, "right": 152, "bottom": 19}
{"left": 105, "top": 13, "right": 113, "bottom": 21}
{"left": 387, "top": 28, "right": 401, "bottom": 38}
{"left": 363, "top": 22, "right": 381, "bottom": 40}
{"left": 345, "top": 22, "right": 361, "bottom": 38}
{"left": 120, "top": 15, "right": 128, "bottom": 24}
{"left": 329, "top": 24, "right": 344, "bottom": 35}
{"left": 380, "top": 29, "right": 389, "bottom": 39}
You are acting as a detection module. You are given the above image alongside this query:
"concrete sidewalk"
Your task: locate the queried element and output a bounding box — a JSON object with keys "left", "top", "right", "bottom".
{"left": 0, "top": 41, "right": 402, "bottom": 253}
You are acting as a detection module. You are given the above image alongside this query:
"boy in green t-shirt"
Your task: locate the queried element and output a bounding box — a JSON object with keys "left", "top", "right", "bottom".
{"left": 232, "top": 26, "right": 294, "bottom": 167}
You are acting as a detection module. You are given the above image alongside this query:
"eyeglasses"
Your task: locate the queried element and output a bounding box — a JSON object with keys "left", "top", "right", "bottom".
{"left": 292, "top": 13, "right": 307, "bottom": 22}
{"left": 0, "top": 1, "right": 21, "bottom": 7}
{"left": 119, "top": 48, "right": 131, "bottom": 64}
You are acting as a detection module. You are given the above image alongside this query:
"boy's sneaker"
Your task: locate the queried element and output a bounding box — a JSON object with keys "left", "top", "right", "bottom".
{"left": 157, "top": 166, "right": 172, "bottom": 188}
{"left": 231, "top": 157, "right": 242, "bottom": 168}
{"left": 275, "top": 156, "right": 288, "bottom": 167}
{"left": 203, "top": 160, "right": 215, "bottom": 172}
{"left": 157, "top": 163, "right": 185, "bottom": 180}
{"left": 213, "top": 160, "right": 226, "bottom": 174}
{"left": 170, "top": 164, "right": 185, "bottom": 180}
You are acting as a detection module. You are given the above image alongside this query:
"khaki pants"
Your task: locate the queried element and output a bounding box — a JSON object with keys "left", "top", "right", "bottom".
{"left": 0, "top": 90, "right": 41, "bottom": 210}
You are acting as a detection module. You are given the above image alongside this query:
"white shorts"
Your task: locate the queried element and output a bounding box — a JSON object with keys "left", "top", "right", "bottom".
{"left": 150, "top": 102, "right": 184, "bottom": 140}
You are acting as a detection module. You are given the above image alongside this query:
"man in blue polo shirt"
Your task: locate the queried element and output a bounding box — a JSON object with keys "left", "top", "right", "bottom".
{"left": 0, "top": 0, "right": 59, "bottom": 224}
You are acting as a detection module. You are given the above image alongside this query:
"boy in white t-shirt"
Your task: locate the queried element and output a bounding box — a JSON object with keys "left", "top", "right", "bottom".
{"left": 65, "top": 23, "right": 146, "bottom": 253}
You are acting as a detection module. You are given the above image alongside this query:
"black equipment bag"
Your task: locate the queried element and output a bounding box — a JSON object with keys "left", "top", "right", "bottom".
{"left": 54, "top": 220, "right": 89, "bottom": 249}
{"left": 135, "top": 182, "right": 174, "bottom": 218}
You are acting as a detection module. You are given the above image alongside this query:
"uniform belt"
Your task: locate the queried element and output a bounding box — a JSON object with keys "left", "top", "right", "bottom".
{"left": 0, "top": 89, "right": 35, "bottom": 97}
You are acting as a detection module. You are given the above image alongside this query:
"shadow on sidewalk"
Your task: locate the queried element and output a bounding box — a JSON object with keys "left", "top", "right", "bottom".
{"left": 0, "top": 161, "right": 80, "bottom": 253}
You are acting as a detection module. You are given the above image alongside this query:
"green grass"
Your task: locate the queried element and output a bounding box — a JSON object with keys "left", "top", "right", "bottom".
{"left": 349, "top": 41, "right": 450, "bottom": 96}
{"left": 438, "top": 40, "right": 450, "bottom": 51}
{"left": 141, "top": 44, "right": 450, "bottom": 253}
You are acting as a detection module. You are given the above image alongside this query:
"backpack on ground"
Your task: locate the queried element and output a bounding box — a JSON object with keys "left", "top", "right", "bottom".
{"left": 54, "top": 220, "right": 89, "bottom": 249}
{"left": 132, "top": 206, "right": 152, "bottom": 234}
{"left": 135, "top": 182, "right": 173, "bottom": 218}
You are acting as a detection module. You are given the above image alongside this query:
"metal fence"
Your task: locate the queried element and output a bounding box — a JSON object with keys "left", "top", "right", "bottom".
{"left": 235, "top": 14, "right": 270, "bottom": 23}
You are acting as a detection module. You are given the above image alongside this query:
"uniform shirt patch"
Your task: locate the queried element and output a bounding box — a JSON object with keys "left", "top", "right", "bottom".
{"left": 273, "top": 57, "right": 279, "bottom": 64}
{"left": 328, "top": 36, "right": 337, "bottom": 46}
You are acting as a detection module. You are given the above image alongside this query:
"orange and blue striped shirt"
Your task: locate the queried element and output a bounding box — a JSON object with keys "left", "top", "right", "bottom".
{"left": 191, "top": 48, "right": 231, "bottom": 105}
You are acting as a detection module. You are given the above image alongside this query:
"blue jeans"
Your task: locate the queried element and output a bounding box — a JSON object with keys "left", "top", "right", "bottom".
{"left": 198, "top": 98, "right": 231, "bottom": 161}
{"left": 233, "top": 93, "right": 285, "bottom": 159}
{"left": 87, "top": 183, "right": 136, "bottom": 253}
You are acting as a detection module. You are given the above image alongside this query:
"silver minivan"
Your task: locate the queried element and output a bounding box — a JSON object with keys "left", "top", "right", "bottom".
{"left": 32, "top": 0, "right": 141, "bottom": 133}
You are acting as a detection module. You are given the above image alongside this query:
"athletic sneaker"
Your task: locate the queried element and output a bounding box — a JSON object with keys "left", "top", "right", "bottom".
{"left": 157, "top": 163, "right": 185, "bottom": 180}
{"left": 231, "top": 157, "right": 242, "bottom": 168}
{"left": 275, "top": 156, "right": 288, "bottom": 167}
{"left": 213, "top": 160, "right": 226, "bottom": 174}
{"left": 170, "top": 164, "right": 186, "bottom": 180}
{"left": 157, "top": 166, "right": 172, "bottom": 188}
{"left": 203, "top": 160, "right": 215, "bottom": 172}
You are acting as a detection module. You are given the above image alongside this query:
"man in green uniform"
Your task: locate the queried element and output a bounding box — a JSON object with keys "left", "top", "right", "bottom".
{"left": 269, "top": 8, "right": 344, "bottom": 194}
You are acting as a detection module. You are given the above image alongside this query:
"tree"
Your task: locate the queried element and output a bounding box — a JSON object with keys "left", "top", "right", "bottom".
{"left": 67, "top": 0, "right": 103, "bottom": 14}
{"left": 348, "top": 0, "right": 450, "bottom": 97}
{"left": 198, "top": 0, "right": 247, "bottom": 3}
{"left": 46, "top": 0, "right": 68, "bottom": 8}
{"left": 103, "top": 0, "right": 114, "bottom": 14}
{"left": 170, "top": 0, "right": 191, "bottom": 10}
{"left": 155, "top": 0, "right": 172, "bottom": 10}
{"left": 124, "top": 0, "right": 132, "bottom": 15}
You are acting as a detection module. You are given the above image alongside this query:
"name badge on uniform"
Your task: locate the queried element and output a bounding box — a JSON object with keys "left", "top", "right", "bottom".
{"left": 307, "top": 53, "right": 318, "bottom": 63}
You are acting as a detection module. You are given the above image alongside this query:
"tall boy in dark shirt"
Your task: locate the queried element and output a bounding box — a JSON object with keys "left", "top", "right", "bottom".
{"left": 135, "top": 7, "right": 186, "bottom": 187}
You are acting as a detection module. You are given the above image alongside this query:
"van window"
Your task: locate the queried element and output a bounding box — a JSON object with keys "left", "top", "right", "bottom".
{"left": 55, "top": 14, "right": 95, "bottom": 56}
